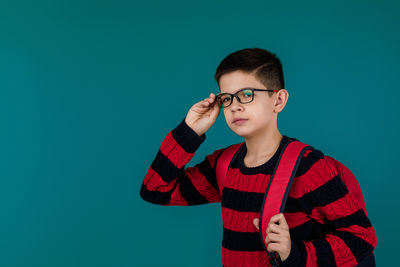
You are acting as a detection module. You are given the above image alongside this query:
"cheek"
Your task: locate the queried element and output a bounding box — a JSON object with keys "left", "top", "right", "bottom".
{"left": 250, "top": 106, "right": 272, "bottom": 124}
{"left": 254, "top": 99, "right": 273, "bottom": 114}
{"left": 222, "top": 111, "right": 230, "bottom": 124}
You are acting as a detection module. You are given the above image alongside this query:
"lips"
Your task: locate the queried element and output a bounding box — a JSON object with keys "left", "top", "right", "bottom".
{"left": 232, "top": 118, "right": 248, "bottom": 123}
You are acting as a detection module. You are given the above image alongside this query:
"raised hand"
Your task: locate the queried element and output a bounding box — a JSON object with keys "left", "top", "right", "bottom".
{"left": 185, "top": 92, "right": 221, "bottom": 136}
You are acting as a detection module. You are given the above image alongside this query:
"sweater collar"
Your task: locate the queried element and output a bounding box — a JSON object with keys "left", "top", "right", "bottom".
{"left": 234, "top": 135, "right": 298, "bottom": 175}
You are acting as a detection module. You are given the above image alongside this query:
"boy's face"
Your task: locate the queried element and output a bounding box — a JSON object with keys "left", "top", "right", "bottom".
{"left": 218, "top": 70, "right": 285, "bottom": 138}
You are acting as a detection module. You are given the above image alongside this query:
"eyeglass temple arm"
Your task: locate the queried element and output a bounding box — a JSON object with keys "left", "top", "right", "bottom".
{"left": 252, "top": 89, "right": 280, "bottom": 93}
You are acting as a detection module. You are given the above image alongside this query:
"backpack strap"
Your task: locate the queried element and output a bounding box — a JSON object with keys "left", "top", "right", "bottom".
{"left": 260, "top": 140, "right": 312, "bottom": 266}
{"left": 215, "top": 143, "right": 244, "bottom": 195}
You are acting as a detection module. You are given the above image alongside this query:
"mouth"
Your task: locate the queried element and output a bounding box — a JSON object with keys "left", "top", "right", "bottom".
{"left": 232, "top": 118, "right": 248, "bottom": 124}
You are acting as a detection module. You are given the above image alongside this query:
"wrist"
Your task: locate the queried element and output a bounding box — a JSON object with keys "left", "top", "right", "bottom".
{"left": 184, "top": 119, "right": 205, "bottom": 137}
{"left": 171, "top": 118, "right": 206, "bottom": 153}
{"left": 279, "top": 240, "right": 303, "bottom": 267}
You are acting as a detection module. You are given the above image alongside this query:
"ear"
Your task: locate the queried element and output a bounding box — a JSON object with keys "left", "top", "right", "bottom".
{"left": 274, "top": 89, "right": 289, "bottom": 113}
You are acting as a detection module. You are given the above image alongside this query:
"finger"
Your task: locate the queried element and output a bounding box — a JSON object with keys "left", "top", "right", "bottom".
{"left": 204, "top": 100, "right": 211, "bottom": 105}
{"left": 269, "top": 213, "right": 283, "bottom": 224}
{"left": 265, "top": 232, "right": 284, "bottom": 244}
{"left": 267, "top": 220, "right": 289, "bottom": 234}
{"left": 210, "top": 102, "right": 221, "bottom": 117}
{"left": 197, "top": 102, "right": 208, "bottom": 108}
{"left": 207, "top": 96, "right": 215, "bottom": 103}
{"left": 266, "top": 222, "right": 282, "bottom": 235}
{"left": 253, "top": 218, "right": 260, "bottom": 231}
{"left": 200, "top": 99, "right": 210, "bottom": 106}
{"left": 269, "top": 213, "right": 289, "bottom": 229}
{"left": 267, "top": 243, "right": 279, "bottom": 253}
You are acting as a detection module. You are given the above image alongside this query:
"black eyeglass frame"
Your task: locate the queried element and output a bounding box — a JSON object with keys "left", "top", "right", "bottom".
{"left": 215, "top": 88, "right": 280, "bottom": 108}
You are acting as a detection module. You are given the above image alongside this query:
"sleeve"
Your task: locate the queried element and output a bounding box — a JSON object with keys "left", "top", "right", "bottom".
{"left": 139, "top": 118, "right": 225, "bottom": 206}
{"left": 280, "top": 156, "right": 377, "bottom": 267}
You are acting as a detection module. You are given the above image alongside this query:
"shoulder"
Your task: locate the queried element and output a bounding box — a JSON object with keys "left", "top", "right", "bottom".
{"left": 292, "top": 141, "right": 369, "bottom": 215}
{"left": 293, "top": 140, "right": 359, "bottom": 198}
{"left": 282, "top": 136, "right": 325, "bottom": 177}
{"left": 296, "top": 144, "right": 326, "bottom": 178}
{"left": 288, "top": 139, "right": 334, "bottom": 190}
{"left": 297, "top": 143, "right": 355, "bottom": 186}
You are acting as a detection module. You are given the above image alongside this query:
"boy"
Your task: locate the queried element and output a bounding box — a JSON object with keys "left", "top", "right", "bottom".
{"left": 140, "top": 48, "right": 377, "bottom": 266}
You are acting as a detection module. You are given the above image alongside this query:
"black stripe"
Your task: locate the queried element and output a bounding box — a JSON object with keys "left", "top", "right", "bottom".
{"left": 335, "top": 230, "right": 375, "bottom": 264}
{"left": 221, "top": 187, "right": 263, "bottom": 212}
{"left": 222, "top": 227, "right": 264, "bottom": 251}
{"left": 139, "top": 183, "right": 173, "bottom": 205}
{"left": 290, "top": 219, "right": 332, "bottom": 241}
{"left": 151, "top": 150, "right": 181, "bottom": 183}
{"left": 296, "top": 175, "right": 349, "bottom": 214}
{"left": 295, "top": 149, "right": 324, "bottom": 177}
{"left": 328, "top": 208, "right": 372, "bottom": 229}
{"left": 280, "top": 241, "right": 308, "bottom": 267}
{"left": 196, "top": 155, "right": 220, "bottom": 193}
{"left": 171, "top": 118, "right": 205, "bottom": 153}
{"left": 312, "top": 239, "right": 336, "bottom": 267}
{"left": 178, "top": 171, "right": 210, "bottom": 205}
{"left": 283, "top": 197, "right": 307, "bottom": 213}
{"left": 221, "top": 187, "right": 310, "bottom": 214}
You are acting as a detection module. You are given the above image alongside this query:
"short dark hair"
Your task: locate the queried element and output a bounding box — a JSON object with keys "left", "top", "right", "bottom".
{"left": 214, "top": 48, "right": 284, "bottom": 97}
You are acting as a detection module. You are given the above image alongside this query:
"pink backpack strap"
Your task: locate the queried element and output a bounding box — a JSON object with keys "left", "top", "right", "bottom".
{"left": 260, "top": 140, "right": 312, "bottom": 266}
{"left": 215, "top": 143, "right": 244, "bottom": 195}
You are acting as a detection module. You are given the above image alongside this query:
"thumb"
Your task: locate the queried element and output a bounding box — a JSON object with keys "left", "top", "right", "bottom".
{"left": 253, "top": 218, "right": 260, "bottom": 231}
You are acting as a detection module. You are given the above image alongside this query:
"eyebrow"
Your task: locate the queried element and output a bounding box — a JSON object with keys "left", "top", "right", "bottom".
{"left": 219, "top": 87, "right": 253, "bottom": 94}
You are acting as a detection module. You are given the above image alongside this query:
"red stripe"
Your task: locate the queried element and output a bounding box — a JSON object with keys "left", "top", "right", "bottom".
{"left": 185, "top": 165, "right": 220, "bottom": 203}
{"left": 222, "top": 247, "right": 270, "bottom": 267}
{"left": 310, "top": 192, "right": 358, "bottom": 222}
{"left": 284, "top": 211, "right": 311, "bottom": 228}
{"left": 221, "top": 206, "right": 260, "bottom": 232}
{"left": 160, "top": 132, "right": 195, "bottom": 169}
{"left": 326, "top": 234, "right": 358, "bottom": 266}
{"left": 144, "top": 167, "right": 176, "bottom": 192}
{"left": 168, "top": 189, "right": 188, "bottom": 206}
{"left": 326, "top": 156, "right": 369, "bottom": 216}
{"left": 294, "top": 159, "right": 337, "bottom": 196}
{"left": 304, "top": 241, "right": 317, "bottom": 266}
{"left": 224, "top": 169, "right": 271, "bottom": 193}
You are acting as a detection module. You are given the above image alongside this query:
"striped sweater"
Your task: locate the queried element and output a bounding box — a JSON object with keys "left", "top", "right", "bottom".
{"left": 140, "top": 118, "right": 377, "bottom": 267}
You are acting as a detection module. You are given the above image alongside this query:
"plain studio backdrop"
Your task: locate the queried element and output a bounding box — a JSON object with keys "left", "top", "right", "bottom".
{"left": 0, "top": 0, "right": 399, "bottom": 266}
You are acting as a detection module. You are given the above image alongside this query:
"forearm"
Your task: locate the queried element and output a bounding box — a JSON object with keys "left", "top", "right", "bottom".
{"left": 140, "top": 118, "right": 222, "bottom": 206}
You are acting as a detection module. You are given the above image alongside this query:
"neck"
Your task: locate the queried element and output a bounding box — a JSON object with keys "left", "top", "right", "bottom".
{"left": 244, "top": 125, "right": 283, "bottom": 160}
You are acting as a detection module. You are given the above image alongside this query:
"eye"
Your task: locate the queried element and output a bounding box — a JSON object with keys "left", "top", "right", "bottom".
{"left": 222, "top": 96, "right": 231, "bottom": 102}
{"left": 242, "top": 89, "right": 253, "bottom": 98}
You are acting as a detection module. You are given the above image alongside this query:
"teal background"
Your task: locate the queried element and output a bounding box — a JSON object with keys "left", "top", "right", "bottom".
{"left": 1, "top": 0, "right": 398, "bottom": 266}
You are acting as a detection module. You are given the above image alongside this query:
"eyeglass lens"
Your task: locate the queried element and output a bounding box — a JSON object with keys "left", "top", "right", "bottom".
{"left": 217, "top": 89, "right": 254, "bottom": 107}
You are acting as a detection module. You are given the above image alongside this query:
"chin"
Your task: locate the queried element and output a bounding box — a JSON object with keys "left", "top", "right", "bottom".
{"left": 229, "top": 125, "right": 253, "bottom": 137}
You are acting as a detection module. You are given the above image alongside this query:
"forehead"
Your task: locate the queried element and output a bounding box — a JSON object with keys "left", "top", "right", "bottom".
{"left": 219, "top": 70, "right": 265, "bottom": 94}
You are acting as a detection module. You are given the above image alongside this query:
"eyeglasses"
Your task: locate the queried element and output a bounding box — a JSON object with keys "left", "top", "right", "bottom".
{"left": 215, "top": 88, "right": 279, "bottom": 108}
